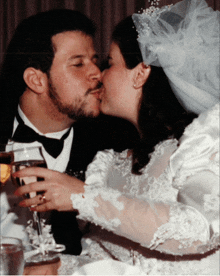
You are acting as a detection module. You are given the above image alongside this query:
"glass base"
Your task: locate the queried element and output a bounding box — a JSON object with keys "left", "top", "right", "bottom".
{"left": 25, "top": 251, "right": 60, "bottom": 265}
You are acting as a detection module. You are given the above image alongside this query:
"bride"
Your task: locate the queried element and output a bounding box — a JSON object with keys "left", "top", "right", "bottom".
{"left": 15, "top": 0, "right": 219, "bottom": 274}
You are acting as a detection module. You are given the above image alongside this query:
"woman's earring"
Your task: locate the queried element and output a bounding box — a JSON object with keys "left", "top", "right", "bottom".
{"left": 133, "top": 83, "right": 137, "bottom": 88}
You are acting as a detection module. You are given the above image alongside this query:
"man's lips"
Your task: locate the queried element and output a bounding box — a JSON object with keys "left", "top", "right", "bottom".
{"left": 90, "top": 90, "right": 101, "bottom": 99}
{"left": 90, "top": 84, "right": 103, "bottom": 100}
{"left": 87, "top": 82, "right": 103, "bottom": 100}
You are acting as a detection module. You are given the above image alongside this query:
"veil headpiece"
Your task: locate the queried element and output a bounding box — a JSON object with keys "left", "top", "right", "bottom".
{"left": 132, "top": 0, "right": 220, "bottom": 114}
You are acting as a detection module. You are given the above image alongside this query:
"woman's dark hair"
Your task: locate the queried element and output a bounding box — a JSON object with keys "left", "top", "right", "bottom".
{"left": 112, "top": 16, "right": 196, "bottom": 174}
{"left": 0, "top": 9, "right": 96, "bottom": 133}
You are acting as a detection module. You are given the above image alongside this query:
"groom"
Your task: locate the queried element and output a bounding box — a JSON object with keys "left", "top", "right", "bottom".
{"left": 0, "top": 9, "right": 137, "bottom": 254}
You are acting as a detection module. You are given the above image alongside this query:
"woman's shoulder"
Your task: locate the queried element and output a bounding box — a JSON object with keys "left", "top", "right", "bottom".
{"left": 183, "top": 103, "right": 219, "bottom": 138}
{"left": 175, "top": 103, "right": 219, "bottom": 153}
{"left": 178, "top": 103, "right": 219, "bottom": 158}
{"left": 170, "top": 103, "right": 219, "bottom": 184}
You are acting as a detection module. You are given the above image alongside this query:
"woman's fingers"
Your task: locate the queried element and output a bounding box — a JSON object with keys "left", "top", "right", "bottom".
{"left": 30, "top": 202, "right": 52, "bottom": 212}
{"left": 12, "top": 167, "right": 56, "bottom": 179}
{"left": 13, "top": 168, "right": 84, "bottom": 211}
{"left": 14, "top": 180, "right": 49, "bottom": 196}
{"left": 19, "top": 193, "right": 48, "bottom": 208}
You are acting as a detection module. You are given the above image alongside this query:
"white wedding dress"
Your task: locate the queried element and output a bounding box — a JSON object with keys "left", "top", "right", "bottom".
{"left": 69, "top": 104, "right": 219, "bottom": 275}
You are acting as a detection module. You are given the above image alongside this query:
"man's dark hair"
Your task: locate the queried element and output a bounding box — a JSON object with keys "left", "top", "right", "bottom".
{"left": 0, "top": 9, "right": 96, "bottom": 125}
{"left": 112, "top": 16, "right": 196, "bottom": 174}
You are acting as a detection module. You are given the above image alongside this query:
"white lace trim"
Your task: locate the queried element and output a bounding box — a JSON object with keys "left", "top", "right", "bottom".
{"left": 204, "top": 194, "right": 220, "bottom": 213}
{"left": 149, "top": 203, "right": 210, "bottom": 251}
{"left": 85, "top": 149, "right": 115, "bottom": 187}
{"left": 85, "top": 139, "right": 178, "bottom": 204}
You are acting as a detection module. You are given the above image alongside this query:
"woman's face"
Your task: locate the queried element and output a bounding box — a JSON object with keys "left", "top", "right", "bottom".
{"left": 100, "top": 42, "right": 140, "bottom": 126}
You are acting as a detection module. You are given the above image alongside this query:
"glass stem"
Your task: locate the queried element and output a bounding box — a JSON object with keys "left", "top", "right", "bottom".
{"left": 33, "top": 211, "right": 46, "bottom": 255}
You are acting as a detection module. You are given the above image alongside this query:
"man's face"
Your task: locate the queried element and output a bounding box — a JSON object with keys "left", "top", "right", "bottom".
{"left": 48, "top": 31, "right": 102, "bottom": 121}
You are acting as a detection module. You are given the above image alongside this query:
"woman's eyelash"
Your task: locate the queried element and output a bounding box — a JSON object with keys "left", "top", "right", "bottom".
{"left": 106, "top": 61, "right": 112, "bottom": 69}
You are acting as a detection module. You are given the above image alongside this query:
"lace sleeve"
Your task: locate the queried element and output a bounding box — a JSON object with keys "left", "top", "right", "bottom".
{"left": 71, "top": 185, "right": 210, "bottom": 255}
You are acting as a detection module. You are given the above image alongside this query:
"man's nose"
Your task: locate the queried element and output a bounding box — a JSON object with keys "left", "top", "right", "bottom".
{"left": 90, "top": 63, "right": 102, "bottom": 81}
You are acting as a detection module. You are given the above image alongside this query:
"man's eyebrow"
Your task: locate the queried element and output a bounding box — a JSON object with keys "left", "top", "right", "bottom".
{"left": 68, "top": 53, "right": 99, "bottom": 61}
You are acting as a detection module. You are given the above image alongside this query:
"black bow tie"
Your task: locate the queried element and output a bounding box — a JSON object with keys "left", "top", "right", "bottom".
{"left": 12, "top": 114, "right": 71, "bottom": 158}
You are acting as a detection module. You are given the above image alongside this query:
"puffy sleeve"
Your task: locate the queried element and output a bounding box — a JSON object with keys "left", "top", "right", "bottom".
{"left": 71, "top": 149, "right": 212, "bottom": 255}
{"left": 170, "top": 104, "right": 219, "bottom": 247}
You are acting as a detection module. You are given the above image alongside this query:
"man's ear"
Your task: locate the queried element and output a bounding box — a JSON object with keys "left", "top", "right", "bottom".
{"left": 133, "top": 63, "right": 151, "bottom": 89}
{"left": 23, "top": 67, "right": 48, "bottom": 94}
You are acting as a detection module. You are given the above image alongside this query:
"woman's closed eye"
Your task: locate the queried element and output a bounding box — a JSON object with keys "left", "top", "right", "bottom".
{"left": 105, "top": 63, "right": 111, "bottom": 70}
{"left": 107, "top": 61, "right": 112, "bottom": 68}
{"left": 100, "top": 59, "right": 111, "bottom": 71}
{"left": 73, "top": 62, "right": 83, "bottom": 67}
{"left": 102, "top": 56, "right": 112, "bottom": 70}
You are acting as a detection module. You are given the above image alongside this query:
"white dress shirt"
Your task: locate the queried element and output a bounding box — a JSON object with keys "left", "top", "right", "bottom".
{"left": 12, "top": 106, "right": 73, "bottom": 172}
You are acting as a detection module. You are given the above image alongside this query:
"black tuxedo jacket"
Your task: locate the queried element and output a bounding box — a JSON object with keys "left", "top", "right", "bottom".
{"left": 0, "top": 112, "right": 138, "bottom": 255}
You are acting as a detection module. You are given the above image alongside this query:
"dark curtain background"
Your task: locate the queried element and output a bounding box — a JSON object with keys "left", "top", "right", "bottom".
{"left": 0, "top": 0, "right": 219, "bottom": 66}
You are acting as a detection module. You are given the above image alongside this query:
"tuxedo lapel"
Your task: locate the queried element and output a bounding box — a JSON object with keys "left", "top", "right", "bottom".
{"left": 65, "top": 126, "right": 86, "bottom": 180}
{"left": 65, "top": 121, "right": 104, "bottom": 181}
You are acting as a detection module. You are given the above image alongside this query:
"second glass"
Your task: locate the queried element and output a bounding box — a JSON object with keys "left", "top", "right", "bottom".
{"left": 0, "top": 236, "right": 24, "bottom": 275}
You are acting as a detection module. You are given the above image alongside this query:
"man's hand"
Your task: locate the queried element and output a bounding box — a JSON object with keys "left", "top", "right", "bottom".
{"left": 13, "top": 167, "right": 85, "bottom": 212}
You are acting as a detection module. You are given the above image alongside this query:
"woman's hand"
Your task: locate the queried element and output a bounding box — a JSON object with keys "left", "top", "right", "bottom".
{"left": 13, "top": 167, "right": 85, "bottom": 212}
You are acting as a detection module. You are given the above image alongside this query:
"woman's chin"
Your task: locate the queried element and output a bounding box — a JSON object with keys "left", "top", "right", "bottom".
{"left": 100, "top": 103, "right": 108, "bottom": 115}
{"left": 100, "top": 102, "right": 124, "bottom": 118}
{"left": 100, "top": 105, "right": 113, "bottom": 117}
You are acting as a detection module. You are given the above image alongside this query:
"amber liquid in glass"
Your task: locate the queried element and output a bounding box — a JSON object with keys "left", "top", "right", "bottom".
{"left": 0, "top": 152, "right": 13, "bottom": 188}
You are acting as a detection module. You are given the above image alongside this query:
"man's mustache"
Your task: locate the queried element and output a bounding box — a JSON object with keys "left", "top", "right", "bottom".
{"left": 86, "top": 82, "right": 103, "bottom": 95}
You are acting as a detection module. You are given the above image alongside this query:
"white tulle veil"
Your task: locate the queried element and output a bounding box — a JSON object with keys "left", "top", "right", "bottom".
{"left": 132, "top": 0, "right": 220, "bottom": 115}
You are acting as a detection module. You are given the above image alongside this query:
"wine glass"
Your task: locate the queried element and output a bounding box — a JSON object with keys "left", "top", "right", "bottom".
{"left": 0, "top": 236, "right": 24, "bottom": 275}
{"left": 11, "top": 145, "right": 46, "bottom": 198}
{"left": 11, "top": 146, "right": 65, "bottom": 265}
{"left": 0, "top": 143, "right": 14, "bottom": 189}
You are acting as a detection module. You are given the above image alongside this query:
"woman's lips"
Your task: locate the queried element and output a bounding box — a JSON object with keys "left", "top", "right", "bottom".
{"left": 90, "top": 90, "right": 102, "bottom": 100}
{"left": 91, "top": 87, "right": 104, "bottom": 100}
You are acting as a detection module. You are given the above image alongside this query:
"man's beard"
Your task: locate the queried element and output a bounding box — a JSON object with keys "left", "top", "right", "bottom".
{"left": 48, "top": 78, "right": 100, "bottom": 120}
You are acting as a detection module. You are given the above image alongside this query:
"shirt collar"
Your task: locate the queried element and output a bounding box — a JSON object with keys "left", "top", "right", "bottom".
{"left": 17, "top": 105, "right": 71, "bottom": 139}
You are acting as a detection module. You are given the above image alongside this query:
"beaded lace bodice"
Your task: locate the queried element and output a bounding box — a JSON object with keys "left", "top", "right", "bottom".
{"left": 110, "top": 139, "right": 178, "bottom": 203}
{"left": 70, "top": 104, "right": 219, "bottom": 272}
